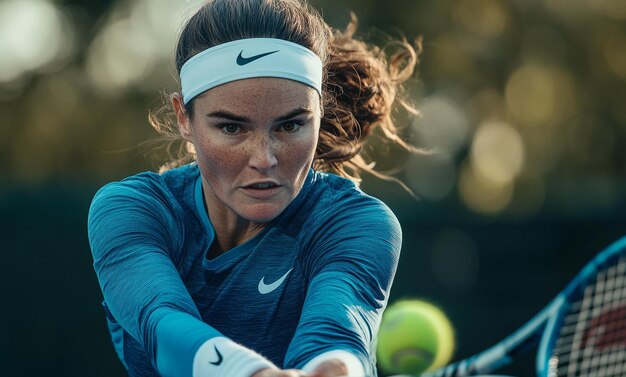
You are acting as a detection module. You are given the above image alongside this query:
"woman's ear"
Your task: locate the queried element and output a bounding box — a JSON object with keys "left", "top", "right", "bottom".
{"left": 171, "top": 93, "right": 192, "bottom": 141}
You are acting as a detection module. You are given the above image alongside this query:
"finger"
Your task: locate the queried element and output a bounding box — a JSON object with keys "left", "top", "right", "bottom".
{"left": 311, "top": 359, "right": 348, "bottom": 377}
{"left": 260, "top": 369, "right": 308, "bottom": 377}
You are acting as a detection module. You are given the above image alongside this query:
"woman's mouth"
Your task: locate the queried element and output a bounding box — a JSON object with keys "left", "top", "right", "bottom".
{"left": 241, "top": 182, "right": 282, "bottom": 199}
{"left": 248, "top": 182, "right": 278, "bottom": 189}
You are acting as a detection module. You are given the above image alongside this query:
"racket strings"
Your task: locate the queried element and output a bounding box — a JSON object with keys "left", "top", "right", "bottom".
{"left": 551, "top": 256, "right": 626, "bottom": 377}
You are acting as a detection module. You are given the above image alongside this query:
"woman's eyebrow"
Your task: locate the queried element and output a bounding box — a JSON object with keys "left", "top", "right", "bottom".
{"left": 205, "top": 110, "right": 250, "bottom": 122}
{"left": 275, "top": 107, "right": 313, "bottom": 122}
{"left": 206, "top": 108, "right": 313, "bottom": 123}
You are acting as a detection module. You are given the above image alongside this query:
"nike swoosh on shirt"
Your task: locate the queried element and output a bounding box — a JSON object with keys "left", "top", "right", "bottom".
{"left": 258, "top": 268, "right": 293, "bottom": 294}
{"left": 236, "top": 50, "right": 279, "bottom": 65}
{"left": 209, "top": 345, "right": 223, "bottom": 366}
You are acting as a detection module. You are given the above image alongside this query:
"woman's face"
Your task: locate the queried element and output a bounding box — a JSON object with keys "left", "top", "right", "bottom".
{"left": 175, "top": 77, "right": 321, "bottom": 223}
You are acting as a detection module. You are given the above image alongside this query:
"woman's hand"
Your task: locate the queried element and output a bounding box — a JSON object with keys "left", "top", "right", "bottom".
{"left": 309, "top": 359, "right": 349, "bottom": 377}
{"left": 251, "top": 358, "right": 349, "bottom": 377}
{"left": 251, "top": 368, "right": 309, "bottom": 377}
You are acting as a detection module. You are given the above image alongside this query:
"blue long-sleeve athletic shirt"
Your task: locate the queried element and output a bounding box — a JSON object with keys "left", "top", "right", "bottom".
{"left": 88, "top": 164, "right": 402, "bottom": 376}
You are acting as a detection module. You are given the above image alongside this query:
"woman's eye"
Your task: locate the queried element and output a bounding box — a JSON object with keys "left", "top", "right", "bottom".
{"left": 219, "top": 124, "right": 241, "bottom": 134}
{"left": 278, "top": 122, "right": 302, "bottom": 133}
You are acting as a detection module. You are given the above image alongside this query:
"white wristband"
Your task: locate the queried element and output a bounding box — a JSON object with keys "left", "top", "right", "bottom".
{"left": 301, "top": 349, "right": 366, "bottom": 377}
{"left": 192, "top": 337, "right": 276, "bottom": 377}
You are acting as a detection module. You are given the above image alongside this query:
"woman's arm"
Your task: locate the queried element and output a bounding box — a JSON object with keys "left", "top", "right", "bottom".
{"left": 284, "top": 198, "right": 402, "bottom": 376}
{"left": 88, "top": 180, "right": 274, "bottom": 377}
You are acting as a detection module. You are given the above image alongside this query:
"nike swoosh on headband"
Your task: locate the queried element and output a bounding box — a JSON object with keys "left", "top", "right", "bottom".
{"left": 236, "top": 50, "right": 279, "bottom": 65}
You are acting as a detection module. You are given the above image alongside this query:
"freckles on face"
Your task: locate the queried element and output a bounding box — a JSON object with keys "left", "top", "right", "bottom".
{"left": 187, "top": 77, "right": 321, "bottom": 223}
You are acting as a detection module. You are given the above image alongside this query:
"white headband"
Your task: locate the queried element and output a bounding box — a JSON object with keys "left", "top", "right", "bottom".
{"left": 180, "top": 38, "right": 323, "bottom": 104}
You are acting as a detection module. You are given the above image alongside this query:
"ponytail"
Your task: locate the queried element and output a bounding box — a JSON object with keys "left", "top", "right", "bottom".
{"left": 315, "top": 14, "right": 422, "bottom": 184}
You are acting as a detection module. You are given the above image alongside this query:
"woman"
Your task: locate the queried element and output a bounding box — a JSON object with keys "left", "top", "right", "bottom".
{"left": 88, "top": 0, "right": 419, "bottom": 376}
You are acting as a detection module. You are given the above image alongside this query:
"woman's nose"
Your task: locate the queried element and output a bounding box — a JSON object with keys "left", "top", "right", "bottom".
{"left": 248, "top": 135, "right": 278, "bottom": 172}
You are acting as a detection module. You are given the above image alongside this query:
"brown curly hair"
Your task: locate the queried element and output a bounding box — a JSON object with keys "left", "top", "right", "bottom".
{"left": 149, "top": 0, "right": 421, "bottom": 185}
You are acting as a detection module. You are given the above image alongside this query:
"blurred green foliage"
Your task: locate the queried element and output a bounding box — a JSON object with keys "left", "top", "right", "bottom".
{"left": 1, "top": 0, "right": 625, "bottom": 216}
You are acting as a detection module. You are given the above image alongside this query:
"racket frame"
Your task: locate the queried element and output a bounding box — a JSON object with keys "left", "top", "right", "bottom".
{"left": 416, "top": 236, "right": 626, "bottom": 377}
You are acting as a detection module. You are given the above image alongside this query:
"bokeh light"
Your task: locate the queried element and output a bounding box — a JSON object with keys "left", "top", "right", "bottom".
{"left": 459, "top": 161, "right": 515, "bottom": 214}
{"left": 413, "top": 96, "right": 469, "bottom": 156}
{"left": 86, "top": 16, "right": 157, "bottom": 93}
{"left": 0, "top": 0, "right": 74, "bottom": 84}
{"left": 86, "top": 0, "right": 204, "bottom": 94}
{"left": 505, "top": 64, "right": 577, "bottom": 127}
{"left": 470, "top": 121, "right": 525, "bottom": 185}
{"left": 406, "top": 96, "right": 469, "bottom": 201}
{"left": 452, "top": 0, "right": 510, "bottom": 38}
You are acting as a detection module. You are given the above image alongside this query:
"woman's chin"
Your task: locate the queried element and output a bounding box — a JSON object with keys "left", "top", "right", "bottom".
{"left": 238, "top": 203, "right": 286, "bottom": 223}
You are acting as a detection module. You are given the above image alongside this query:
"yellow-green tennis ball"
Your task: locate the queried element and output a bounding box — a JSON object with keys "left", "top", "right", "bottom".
{"left": 377, "top": 299, "right": 455, "bottom": 375}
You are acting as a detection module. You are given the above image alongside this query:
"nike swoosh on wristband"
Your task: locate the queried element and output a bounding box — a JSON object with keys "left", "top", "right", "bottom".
{"left": 209, "top": 346, "right": 223, "bottom": 366}
{"left": 258, "top": 268, "right": 293, "bottom": 294}
{"left": 236, "top": 50, "right": 279, "bottom": 65}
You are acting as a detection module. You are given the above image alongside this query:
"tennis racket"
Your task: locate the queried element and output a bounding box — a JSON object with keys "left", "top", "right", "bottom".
{"left": 391, "top": 236, "right": 626, "bottom": 377}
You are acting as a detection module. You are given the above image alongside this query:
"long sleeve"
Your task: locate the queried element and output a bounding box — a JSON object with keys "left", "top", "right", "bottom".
{"left": 88, "top": 180, "right": 221, "bottom": 376}
{"left": 284, "top": 196, "right": 402, "bottom": 375}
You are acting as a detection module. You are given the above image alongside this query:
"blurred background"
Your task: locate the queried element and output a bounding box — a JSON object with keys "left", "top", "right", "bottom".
{"left": 1, "top": 0, "right": 625, "bottom": 376}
